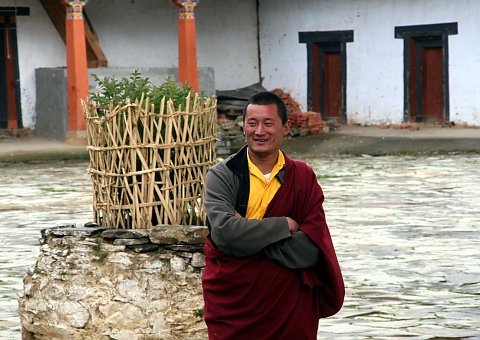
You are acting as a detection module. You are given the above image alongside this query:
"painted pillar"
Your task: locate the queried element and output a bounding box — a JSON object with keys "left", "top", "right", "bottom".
{"left": 65, "top": 0, "right": 89, "bottom": 140}
{"left": 172, "top": 0, "right": 199, "bottom": 93}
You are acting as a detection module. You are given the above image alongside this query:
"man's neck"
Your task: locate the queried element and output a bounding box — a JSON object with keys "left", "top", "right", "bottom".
{"left": 247, "top": 149, "right": 278, "bottom": 174}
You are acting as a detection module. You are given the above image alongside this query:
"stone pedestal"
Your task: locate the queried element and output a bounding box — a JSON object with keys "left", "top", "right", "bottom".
{"left": 18, "top": 225, "right": 208, "bottom": 339}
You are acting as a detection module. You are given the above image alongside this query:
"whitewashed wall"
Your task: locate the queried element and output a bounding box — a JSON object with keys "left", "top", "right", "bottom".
{"left": 86, "top": 0, "right": 259, "bottom": 90}
{"left": 10, "top": 0, "right": 480, "bottom": 128}
{"left": 259, "top": 0, "right": 480, "bottom": 125}
{"left": 196, "top": 0, "right": 259, "bottom": 90}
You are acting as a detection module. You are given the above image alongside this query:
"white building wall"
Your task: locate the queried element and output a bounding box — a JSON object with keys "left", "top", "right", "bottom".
{"left": 9, "top": 0, "right": 480, "bottom": 128}
{"left": 448, "top": 7, "right": 480, "bottom": 125}
{"left": 196, "top": 0, "right": 259, "bottom": 90}
{"left": 87, "top": 0, "right": 259, "bottom": 91}
{"left": 259, "top": 0, "right": 480, "bottom": 126}
{"left": 86, "top": 1, "right": 178, "bottom": 69}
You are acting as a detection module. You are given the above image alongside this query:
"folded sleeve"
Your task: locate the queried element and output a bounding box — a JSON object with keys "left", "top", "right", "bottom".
{"left": 261, "top": 231, "right": 320, "bottom": 269}
{"left": 205, "top": 165, "right": 291, "bottom": 257}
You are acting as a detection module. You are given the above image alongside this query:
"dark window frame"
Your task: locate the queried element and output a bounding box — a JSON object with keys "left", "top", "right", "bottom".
{"left": 395, "top": 22, "right": 458, "bottom": 123}
{"left": 0, "top": 7, "right": 28, "bottom": 128}
{"left": 0, "top": 7, "right": 29, "bottom": 16}
{"left": 299, "top": 30, "right": 353, "bottom": 124}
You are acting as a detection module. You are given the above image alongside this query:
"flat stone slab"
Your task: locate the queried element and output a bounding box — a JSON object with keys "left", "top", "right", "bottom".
{"left": 149, "top": 225, "right": 208, "bottom": 245}
{"left": 101, "top": 229, "right": 150, "bottom": 239}
{"left": 84, "top": 221, "right": 101, "bottom": 228}
{"left": 42, "top": 226, "right": 107, "bottom": 238}
{"left": 128, "top": 244, "right": 160, "bottom": 253}
{"left": 113, "top": 237, "right": 150, "bottom": 246}
{"left": 164, "top": 244, "right": 204, "bottom": 252}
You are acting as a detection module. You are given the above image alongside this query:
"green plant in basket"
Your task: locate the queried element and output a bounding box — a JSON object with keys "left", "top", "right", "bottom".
{"left": 90, "top": 70, "right": 195, "bottom": 115}
{"left": 87, "top": 71, "right": 213, "bottom": 228}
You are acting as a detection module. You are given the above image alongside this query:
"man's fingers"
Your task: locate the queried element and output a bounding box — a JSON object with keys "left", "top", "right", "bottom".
{"left": 286, "top": 217, "right": 299, "bottom": 231}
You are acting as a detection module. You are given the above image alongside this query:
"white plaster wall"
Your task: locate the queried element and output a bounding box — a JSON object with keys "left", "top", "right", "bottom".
{"left": 87, "top": 0, "right": 259, "bottom": 91}
{"left": 86, "top": 1, "right": 179, "bottom": 69}
{"left": 12, "top": 0, "right": 479, "bottom": 128}
{"left": 448, "top": 5, "right": 480, "bottom": 125}
{"left": 196, "top": 0, "right": 259, "bottom": 90}
{"left": 259, "top": 0, "right": 480, "bottom": 125}
{"left": 6, "top": 0, "right": 65, "bottom": 129}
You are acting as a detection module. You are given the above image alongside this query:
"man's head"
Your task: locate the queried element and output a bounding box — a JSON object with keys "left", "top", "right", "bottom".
{"left": 243, "top": 91, "right": 290, "bottom": 160}
{"left": 244, "top": 91, "right": 288, "bottom": 124}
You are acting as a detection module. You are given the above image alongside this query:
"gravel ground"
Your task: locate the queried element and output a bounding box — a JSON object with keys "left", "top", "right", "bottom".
{"left": 1, "top": 154, "right": 479, "bottom": 339}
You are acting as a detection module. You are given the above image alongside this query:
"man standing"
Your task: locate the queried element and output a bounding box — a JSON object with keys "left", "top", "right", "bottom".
{"left": 202, "top": 91, "right": 344, "bottom": 339}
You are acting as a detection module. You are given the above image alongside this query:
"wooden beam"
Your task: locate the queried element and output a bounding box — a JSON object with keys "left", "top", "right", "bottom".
{"left": 39, "top": 0, "right": 66, "bottom": 42}
{"left": 39, "top": 0, "right": 107, "bottom": 67}
{"left": 84, "top": 12, "right": 108, "bottom": 67}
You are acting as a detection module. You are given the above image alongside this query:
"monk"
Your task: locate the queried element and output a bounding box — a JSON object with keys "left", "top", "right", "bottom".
{"left": 202, "top": 91, "right": 344, "bottom": 339}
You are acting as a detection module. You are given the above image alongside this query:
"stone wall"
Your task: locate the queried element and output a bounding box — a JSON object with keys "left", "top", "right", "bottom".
{"left": 18, "top": 224, "right": 209, "bottom": 340}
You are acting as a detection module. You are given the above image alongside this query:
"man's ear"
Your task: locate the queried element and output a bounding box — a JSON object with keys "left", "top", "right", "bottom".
{"left": 283, "top": 120, "right": 291, "bottom": 136}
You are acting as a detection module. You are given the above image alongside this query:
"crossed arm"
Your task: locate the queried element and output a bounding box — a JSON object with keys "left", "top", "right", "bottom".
{"left": 204, "top": 165, "right": 320, "bottom": 269}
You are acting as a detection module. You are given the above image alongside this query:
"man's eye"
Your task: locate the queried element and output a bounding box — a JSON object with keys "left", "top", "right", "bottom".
{"left": 265, "top": 123, "right": 273, "bottom": 127}
{"left": 248, "top": 122, "right": 256, "bottom": 127}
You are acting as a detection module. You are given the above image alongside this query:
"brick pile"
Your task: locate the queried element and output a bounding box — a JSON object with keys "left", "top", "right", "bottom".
{"left": 271, "top": 88, "right": 302, "bottom": 116}
{"left": 271, "top": 88, "right": 328, "bottom": 135}
{"left": 307, "top": 111, "right": 327, "bottom": 134}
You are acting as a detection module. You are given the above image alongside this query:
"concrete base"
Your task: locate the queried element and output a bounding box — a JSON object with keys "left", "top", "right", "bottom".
{"left": 282, "top": 126, "right": 480, "bottom": 157}
{"left": 2, "top": 126, "right": 479, "bottom": 163}
{"left": 35, "top": 69, "right": 68, "bottom": 140}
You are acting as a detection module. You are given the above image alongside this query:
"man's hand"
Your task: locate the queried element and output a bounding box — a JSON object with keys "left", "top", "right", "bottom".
{"left": 286, "top": 217, "right": 299, "bottom": 232}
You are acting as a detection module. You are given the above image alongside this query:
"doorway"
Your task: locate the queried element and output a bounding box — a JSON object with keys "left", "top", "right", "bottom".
{"left": 0, "top": 12, "right": 22, "bottom": 129}
{"left": 396, "top": 23, "right": 457, "bottom": 124}
{"left": 300, "top": 30, "right": 353, "bottom": 125}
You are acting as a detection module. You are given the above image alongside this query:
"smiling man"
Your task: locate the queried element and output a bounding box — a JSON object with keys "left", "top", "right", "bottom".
{"left": 202, "top": 91, "right": 344, "bottom": 339}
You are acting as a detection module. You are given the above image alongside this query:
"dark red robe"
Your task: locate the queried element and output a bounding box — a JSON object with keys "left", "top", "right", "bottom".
{"left": 203, "top": 155, "right": 344, "bottom": 339}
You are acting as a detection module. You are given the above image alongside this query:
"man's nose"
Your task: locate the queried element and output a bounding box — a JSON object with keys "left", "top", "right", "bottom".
{"left": 255, "top": 124, "right": 265, "bottom": 134}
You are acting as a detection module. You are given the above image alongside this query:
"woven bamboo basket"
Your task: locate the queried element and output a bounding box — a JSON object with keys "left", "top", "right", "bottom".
{"left": 84, "top": 93, "right": 217, "bottom": 229}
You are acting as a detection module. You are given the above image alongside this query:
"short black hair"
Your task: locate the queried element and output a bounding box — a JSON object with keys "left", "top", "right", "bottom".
{"left": 244, "top": 91, "right": 288, "bottom": 124}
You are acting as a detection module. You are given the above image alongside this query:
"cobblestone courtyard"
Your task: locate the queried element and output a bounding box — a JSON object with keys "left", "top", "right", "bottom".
{"left": 0, "top": 155, "right": 479, "bottom": 339}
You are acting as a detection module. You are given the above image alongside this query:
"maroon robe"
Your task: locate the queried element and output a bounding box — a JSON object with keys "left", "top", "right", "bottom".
{"left": 203, "top": 155, "right": 344, "bottom": 339}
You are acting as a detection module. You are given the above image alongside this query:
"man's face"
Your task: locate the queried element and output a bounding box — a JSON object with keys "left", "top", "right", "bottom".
{"left": 243, "top": 103, "right": 290, "bottom": 159}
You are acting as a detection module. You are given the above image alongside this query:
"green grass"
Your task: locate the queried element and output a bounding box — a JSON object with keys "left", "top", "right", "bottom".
{"left": 317, "top": 173, "right": 361, "bottom": 179}
{"left": 93, "top": 242, "right": 109, "bottom": 263}
{"left": 41, "top": 187, "right": 79, "bottom": 193}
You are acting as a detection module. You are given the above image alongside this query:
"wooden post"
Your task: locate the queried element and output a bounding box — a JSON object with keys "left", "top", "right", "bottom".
{"left": 65, "top": 0, "right": 89, "bottom": 143}
{"left": 172, "top": 0, "right": 199, "bottom": 93}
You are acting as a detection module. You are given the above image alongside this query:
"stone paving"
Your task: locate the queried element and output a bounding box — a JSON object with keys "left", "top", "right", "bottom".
{"left": 0, "top": 160, "right": 92, "bottom": 338}
{"left": 305, "top": 154, "right": 480, "bottom": 339}
{"left": 0, "top": 155, "right": 479, "bottom": 339}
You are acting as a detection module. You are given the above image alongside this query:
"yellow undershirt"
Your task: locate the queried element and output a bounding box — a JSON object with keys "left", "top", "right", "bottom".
{"left": 246, "top": 150, "right": 285, "bottom": 219}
